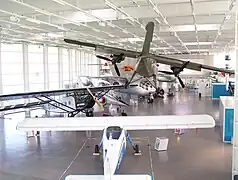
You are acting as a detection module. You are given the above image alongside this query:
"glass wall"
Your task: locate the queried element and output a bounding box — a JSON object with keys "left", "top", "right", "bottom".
{"left": 1, "top": 44, "right": 24, "bottom": 94}
{"left": 28, "top": 45, "right": 44, "bottom": 91}
{"left": 48, "top": 47, "right": 59, "bottom": 90}
{"left": 62, "top": 48, "right": 70, "bottom": 86}
{"left": 0, "top": 43, "right": 100, "bottom": 94}
{"left": 78, "top": 51, "right": 99, "bottom": 77}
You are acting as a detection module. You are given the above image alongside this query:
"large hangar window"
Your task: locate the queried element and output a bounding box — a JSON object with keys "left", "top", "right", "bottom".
{"left": 62, "top": 48, "right": 70, "bottom": 86}
{"left": 48, "top": 47, "right": 59, "bottom": 90}
{"left": 28, "top": 45, "right": 44, "bottom": 91}
{"left": 1, "top": 43, "right": 24, "bottom": 94}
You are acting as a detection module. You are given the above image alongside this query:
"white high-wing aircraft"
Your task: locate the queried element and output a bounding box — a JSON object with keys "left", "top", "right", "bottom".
{"left": 79, "top": 76, "right": 151, "bottom": 96}
{"left": 17, "top": 114, "right": 215, "bottom": 180}
{"left": 64, "top": 22, "right": 234, "bottom": 93}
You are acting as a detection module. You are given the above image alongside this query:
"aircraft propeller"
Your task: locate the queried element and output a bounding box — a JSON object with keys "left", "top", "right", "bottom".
{"left": 96, "top": 53, "right": 125, "bottom": 77}
{"left": 86, "top": 87, "right": 104, "bottom": 109}
{"left": 158, "top": 61, "right": 190, "bottom": 88}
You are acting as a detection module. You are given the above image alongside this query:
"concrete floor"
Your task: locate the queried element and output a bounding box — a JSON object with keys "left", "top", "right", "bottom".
{"left": 0, "top": 91, "right": 232, "bottom": 180}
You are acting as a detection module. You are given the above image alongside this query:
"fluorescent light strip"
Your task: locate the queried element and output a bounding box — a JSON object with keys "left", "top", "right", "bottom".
{"left": 105, "top": 0, "right": 117, "bottom": 10}
{"left": 52, "top": 0, "right": 66, "bottom": 6}
{"left": 35, "top": 9, "right": 52, "bottom": 16}
{"left": 26, "top": 18, "right": 41, "bottom": 24}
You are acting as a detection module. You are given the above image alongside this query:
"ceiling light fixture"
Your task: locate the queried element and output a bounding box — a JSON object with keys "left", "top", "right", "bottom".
{"left": 105, "top": 0, "right": 117, "bottom": 10}
{"left": 108, "top": 34, "right": 115, "bottom": 37}
{"left": 26, "top": 18, "right": 41, "bottom": 24}
{"left": 122, "top": 29, "right": 129, "bottom": 34}
{"left": 35, "top": 9, "right": 52, "bottom": 16}
{"left": 108, "top": 23, "right": 116, "bottom": 28}
{"left": 99, "top": 21, "right": 106, "bottom": 27}
{"left": 225, "top": 14, "right": 231, "bottom": 20}
{"left": 57, "top": 26, "right": 66, "bottom": 31}
{"left": 52, "top": 0, "right": 66, "bottom": 6}
{"left": 92, "top": 28, "right": 100, "bottom": 32}
{"left": 19, "top": 25, "right": 33, "bottom": 30}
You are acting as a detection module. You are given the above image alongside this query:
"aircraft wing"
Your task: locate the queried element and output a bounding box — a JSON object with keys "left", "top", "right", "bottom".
{"left": 64, "top": 39, "right": 140, "bottom": 58}
{"left": 0, "top": 85, "right": 127, "bottom": 101}
{"left": 65, "top": 174, "right": 153, "bottom": 180}
{"left": 17, "top": 114, "right": 215, "bottom": 131}
{"left": 64, "top": 39, "right": 234, "bottom": 74}
{"left": 149, "top": 54, "right": 234, "bottom": 74}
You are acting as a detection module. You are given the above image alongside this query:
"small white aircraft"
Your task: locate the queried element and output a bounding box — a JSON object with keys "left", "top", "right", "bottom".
{"left": 17, "top": 114, "right": 215, "bottom": 180}
{"left": 80, "top": 76, "right": 152, "bottom": 96}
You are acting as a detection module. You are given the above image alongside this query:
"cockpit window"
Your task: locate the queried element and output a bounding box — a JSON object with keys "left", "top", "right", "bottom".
{"left": 106, "top": 126, "right": 122, "bottom": 140}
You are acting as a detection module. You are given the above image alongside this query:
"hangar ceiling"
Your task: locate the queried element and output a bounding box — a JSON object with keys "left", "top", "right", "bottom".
{"left": 0, "top": 0, "right": 236, "bottom": 55}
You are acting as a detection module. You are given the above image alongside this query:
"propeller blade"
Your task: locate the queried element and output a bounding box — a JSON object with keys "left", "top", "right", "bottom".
{"left": 96, "top": 55, "right": 112, "bottom": 62}
{"left": 177, "top": 76, "right": 185, "bottom": 88}
{"left": 114, "top": 64, "right": 121, "bottom": 76}
{"left": 159, "top": 70, "right": 174, "bottom": 75}
{"left": 86, "top": 88, "right": 103, "bottom": 109}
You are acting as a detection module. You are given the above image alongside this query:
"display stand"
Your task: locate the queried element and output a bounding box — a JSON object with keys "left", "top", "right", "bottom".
{"left": 220, "top": 96, "right": 234, "bottom": 143}
{"left": 174, "top": 128, "right": 185, "bottom": 135}
{"left": 154, "top": 137, "right": 169, "bottom": 151}
{"left": 212, "top": 83, "right": 230, "bottom": 99}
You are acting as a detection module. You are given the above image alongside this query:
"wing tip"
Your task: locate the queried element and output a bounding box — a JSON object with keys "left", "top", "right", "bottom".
{"left": 200, "top": 114, "right": 216, "bottom": 127}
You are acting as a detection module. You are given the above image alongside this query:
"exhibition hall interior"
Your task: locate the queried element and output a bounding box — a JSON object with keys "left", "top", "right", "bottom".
{"left": 0, "top": 0, "right": 238, "bottom": 180}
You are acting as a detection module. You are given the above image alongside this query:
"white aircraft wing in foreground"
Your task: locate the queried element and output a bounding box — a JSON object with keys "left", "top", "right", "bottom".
{"left": 17, "top": 114, "right": 215, "bottom": 180}
{"left": 17, "top": 114, "right": 215, "bottom": 131}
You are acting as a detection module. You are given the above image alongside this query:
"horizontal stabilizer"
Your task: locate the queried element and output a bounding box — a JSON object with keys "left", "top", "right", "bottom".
{"left": 65, "top": 174, "right": 152, "bottom": 180}
{"left": 17, "top": 114, "right": 215, "bottom": 131}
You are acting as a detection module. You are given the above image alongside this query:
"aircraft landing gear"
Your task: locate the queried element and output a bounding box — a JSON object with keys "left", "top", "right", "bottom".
{"left": 147, "top": 98, "right": 153, "bottom": 104}
{"left": 133, "top": 144, "right": 141, "bottom": 155}
{"left": 154, "top": 88, "right": 165, "bottom": 98}
{"left": 86, "top": 111, "right": 94, "bottom": 117}
{"left": 93, "top": 145, "right": 100, "bottom": 155}
{"left": 68, "top": 112, "right": 74, "bottom": 117}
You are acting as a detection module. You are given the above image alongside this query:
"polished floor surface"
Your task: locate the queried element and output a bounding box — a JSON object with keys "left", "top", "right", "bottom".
{"left": 0, "top": 91, "right": 232, "bottom": 180}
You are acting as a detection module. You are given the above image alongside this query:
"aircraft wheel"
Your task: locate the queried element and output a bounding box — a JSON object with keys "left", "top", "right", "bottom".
{"left": 147, "top": 99, "right": 151, "bottom": 104}
{"left": 159, "top": 89, "right": 165, "bottom": 95}
{"left": 95, "top": 145, "right": 100, "bottom": 154}
{"left": 68, "top": 112, "right": 74, "bottom": 117}
{"left": 134, "top": 144, "right": 139, "bottom": 154}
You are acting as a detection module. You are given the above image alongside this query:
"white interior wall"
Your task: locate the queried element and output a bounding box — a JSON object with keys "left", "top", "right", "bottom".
{"left": 213, "top": 51, "right": 235, "bottom": 70}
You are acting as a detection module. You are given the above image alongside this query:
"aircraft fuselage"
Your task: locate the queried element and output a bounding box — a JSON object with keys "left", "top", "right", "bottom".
{"left": 101, "top": 126, "right": 127, "bottom": 177}
{"left": 135, "top": 57, "right": 155, "bottom": 77}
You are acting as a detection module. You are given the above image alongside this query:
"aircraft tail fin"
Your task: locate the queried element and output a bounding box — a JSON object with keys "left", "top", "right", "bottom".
{"left": 141, "top": 22, "right": 154, "bottom": 56}
{"left": 65, "top": 174, "right": 153, "bottom": 180}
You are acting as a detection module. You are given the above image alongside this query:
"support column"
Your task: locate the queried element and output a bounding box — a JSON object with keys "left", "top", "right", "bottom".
{"left": 80, "top": 51, "right": 84, "bottom": 76}
{"left": 68, "top": 49, "right": 73, "bottom": 84}
{"left": 75, "top": 50, "right": 79, "bottom": 77}
{"left": 0, "top": 42, "right": 3, "bottom": 94}
{"left": 58, "top": 47, "right": 63, "bottom": 89}
{"left": 43, "top": 45, "right": 49, "bottom": 90}
{"left": 0, "top": 42, "right": 4, "bottom": 118}
{"left": 232, "top": 11, "right": 238, "bottom": 180}
{"left": 0, "top": 42, "right": 4, "bottom": 148}
{"left": 23, "top": 43, "right": 29, "bottom": 92}
{"left": 23, "top": 44, "right": 30, "bottom": 118}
